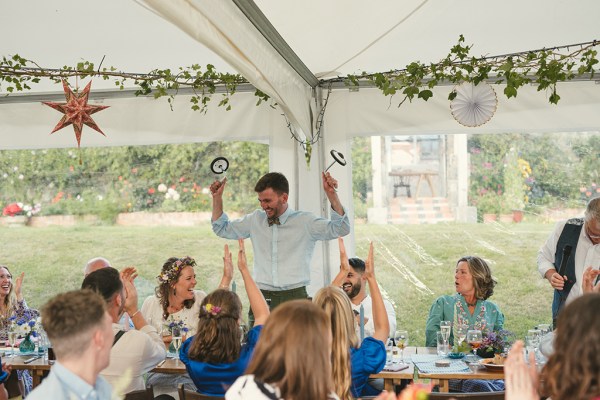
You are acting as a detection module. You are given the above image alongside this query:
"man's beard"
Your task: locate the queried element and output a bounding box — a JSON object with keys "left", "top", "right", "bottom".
{"left": 346, "top": 282, "right": 361, "bottom": 299}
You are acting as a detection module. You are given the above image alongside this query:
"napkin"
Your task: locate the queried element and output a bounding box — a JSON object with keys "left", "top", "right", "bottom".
{"left": 383, "top": 363, "right": 409, "bottom": 372}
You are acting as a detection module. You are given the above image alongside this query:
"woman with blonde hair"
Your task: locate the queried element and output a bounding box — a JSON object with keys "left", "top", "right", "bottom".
{"left": 227, "top": 300, "right": 338, "bottom": 400}
{"left": 180, "top": 239, "right": 269, "bottom": 396}
{"left": 314, "top": 239, "right": 388, "bottom": 399}
{"left": 0, "top": 265, "right": 38, "bottom": 397}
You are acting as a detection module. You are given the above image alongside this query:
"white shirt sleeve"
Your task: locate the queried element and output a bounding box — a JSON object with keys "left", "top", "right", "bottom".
{"left": 537, "top": 220, "right": 567, "bottom": 278}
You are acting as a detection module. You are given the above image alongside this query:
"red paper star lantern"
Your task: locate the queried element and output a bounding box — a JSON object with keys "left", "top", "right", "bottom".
{"left": 42, "top": 80, "right": 109, "bottom": 148}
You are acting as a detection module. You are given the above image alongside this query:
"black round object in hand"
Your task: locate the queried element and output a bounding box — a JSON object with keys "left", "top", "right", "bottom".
{"left": 210, "top": 157, "right": 229, "bottom": 174}
{"left": 330, "top": 149, "right": 347, "bottom": 166}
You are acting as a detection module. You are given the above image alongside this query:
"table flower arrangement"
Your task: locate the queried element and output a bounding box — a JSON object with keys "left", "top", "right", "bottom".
{"left": 9, "top": 315, "right": 41, "bottom": 352}
{"left": 166, "top": 318, "right": 189, "bottom": 354}
{"left": 167, "top": 318, "right": 189, "bottom": 336}
{"left": 477, "top": 329, "right": 515, "bottom": 358}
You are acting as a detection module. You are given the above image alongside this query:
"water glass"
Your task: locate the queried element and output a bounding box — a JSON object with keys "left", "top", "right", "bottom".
{"left": 436, "top": 331, "right": 449, "bottom": 356}
{"left": 385, "top": 338, "right": 394, "bottom": 363}
{"left": 525, "top": 332, "right": 540, "bottom": 362}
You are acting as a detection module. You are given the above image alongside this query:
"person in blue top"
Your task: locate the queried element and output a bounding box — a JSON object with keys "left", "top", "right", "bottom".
{"left": 425, "top": 255, "right": 505, "bottom": 393}
{"left": 315, "top": 238, "right": 389, "bottom": 399}
{"left": 180, "top": 239, "right": 270, "bottom": 396}
{"left": 210, "top": 171, "right": 350, "bottom": 325}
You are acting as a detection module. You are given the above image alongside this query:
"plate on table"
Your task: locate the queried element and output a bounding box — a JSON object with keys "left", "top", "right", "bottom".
{"left": 447, "top": 352, "right": 465, "bottom": 359}
{"left": 479, "top": 358, "right": 504, "bottom": 371}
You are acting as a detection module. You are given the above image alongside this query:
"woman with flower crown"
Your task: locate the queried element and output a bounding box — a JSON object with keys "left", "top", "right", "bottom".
{"left": 179, "top": 239, "right": 269, "bottom": 396}
{"left": 141, "top": 252, "right": 233, "bottom": 395}
{"left": 0, "top": 265, "right": 39, "bottom": 397}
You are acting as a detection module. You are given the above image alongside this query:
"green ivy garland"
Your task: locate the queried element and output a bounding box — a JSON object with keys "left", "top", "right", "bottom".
{"left": 1, "top": 36, "right": 598, "bottom": 165}
{"left": 343, "top": 35, "right": 599, "bottom": 107}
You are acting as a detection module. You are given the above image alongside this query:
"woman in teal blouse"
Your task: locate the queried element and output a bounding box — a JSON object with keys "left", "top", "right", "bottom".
{"left": 425, "top": 255, "right": 505, "bottom": 393}
{"left": 425, "top": 256, "right": 504, "bottom": 347}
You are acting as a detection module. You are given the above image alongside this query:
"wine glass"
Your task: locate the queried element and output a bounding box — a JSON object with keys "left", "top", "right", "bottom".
{"left": 440, "top": 320, "right": 451, "bottom": 349}
{"left": 394, "top": 330, "right": 409, "bottom": 363}
{"left": 7, "top": 329, "right": 18, "bottom": 358}
{"left": 171, "top": 326, "right": 182, "bottom": 364}
{"left": 526, "top": 329, "right": 541, "bottom": 362}
{"left": 466, "top": 329, "right": 482, "bottom": 360}
{"left": 454, "top": 323, "right": 468, "bottom": 347}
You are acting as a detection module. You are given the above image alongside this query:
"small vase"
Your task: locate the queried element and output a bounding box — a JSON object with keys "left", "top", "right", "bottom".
{"left": 19, "top": 334, "right": 35, "bottom": 353}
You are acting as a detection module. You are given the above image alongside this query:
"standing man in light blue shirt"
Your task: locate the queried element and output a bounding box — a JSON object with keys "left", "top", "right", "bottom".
{"left": 27, "top": 290, "right": 114, "bottom": 400}
{"left": 211, "top": 171, "right": 350, "bottom": 324}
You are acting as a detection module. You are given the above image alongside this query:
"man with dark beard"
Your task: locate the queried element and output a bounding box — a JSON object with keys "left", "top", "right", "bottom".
{"left": 342, "top": 257, "right": 396, "bottom": 338}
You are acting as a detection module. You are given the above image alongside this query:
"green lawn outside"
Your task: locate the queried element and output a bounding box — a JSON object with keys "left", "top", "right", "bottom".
{"left": 0, "top": 221, "right": 555, "bottom": 345}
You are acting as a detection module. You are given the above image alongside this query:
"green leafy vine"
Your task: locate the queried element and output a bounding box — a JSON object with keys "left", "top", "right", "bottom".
{"left": 1, "top": 36, "right": 598, "bottom": 166}
{"left": 0, "top": 54, "right": 268, "bottom": 113}
{"left": 342, "top": 36, "right": 599, "bottom": 107}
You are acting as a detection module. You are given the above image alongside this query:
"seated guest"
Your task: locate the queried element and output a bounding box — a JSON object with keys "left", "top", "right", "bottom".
{"left": 505, "top": 293, "right": 600, "bottom": 400}
{"left": 315, "top": 239, "right": 388, "bottom": 399}
{"left": 141, "top": 253, "right": 231, "bottom": 395}
{"left": 226, "top": 300, "right": 338, "bottom": 400}
{"left": 180, "top": 240, "right": 269, "bottom": 396}
{"left": 0, "top": 265, "right": 38, "bottom": 397}
{"left": 81, "top": 267, "right": 166, "bottom": 396}
{"left": 425, "top": 255, "right": 504, "bottom": 392}
{"left": 83, "top": 257, "right": 112, "bottom": 277}
{"left": 337, "top": 256, "right": 396, "bottom": 338}
{"left": 83, "top": 256, "right": 135, "bottom": 329}
{"left": 27, "top": 289, "right": 114, "bottom": 400}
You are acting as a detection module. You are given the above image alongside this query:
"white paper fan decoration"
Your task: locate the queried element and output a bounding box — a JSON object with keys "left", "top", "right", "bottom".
{"left": 450, "top": 82, "right": 498, "bottom": 127}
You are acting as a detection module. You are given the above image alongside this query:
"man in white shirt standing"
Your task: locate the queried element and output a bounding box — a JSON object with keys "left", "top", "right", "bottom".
{"left": 211, "top": 172, "right": 350, "bottom": 324}
{"left": 27, "top": 290, "right": 114, "bottom": 400}
{"left": 81, "top": 267, "right": 166, "bottom": 396}
{"left": 538, "top": 197, "right": 600, "bottom": 325}
{"left": 341, "top": 257, "right": 397, "bottom": 338}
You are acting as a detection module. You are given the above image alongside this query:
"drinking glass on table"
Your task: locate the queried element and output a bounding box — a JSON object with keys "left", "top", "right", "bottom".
{"left": 526, "top": 329, "right": 541, "bottom": 362}
{"left": 394, "top": 330, "right": 409, "bottom": 363}
{"left": 385, "top": 338, "right": 394, "bottom": 363}
{"left": 440, "top": 320, "right": 451, "bottom": 348}
{"left": 7, "top": 330, "right": 18, "bottom": 358}
{"left": 171, "top": 326, "right": 183, "bottom": 363}
{"left": 454, "top": 323, "right": 468, "bottom": 347}
{"left": 466, "top": 329, "right": 482, "bottom": 360}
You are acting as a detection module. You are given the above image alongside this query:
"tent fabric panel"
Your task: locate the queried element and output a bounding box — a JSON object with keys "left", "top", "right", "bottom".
{"left": 141, "top": 0, "right": 314, "bottom": 141}
{"left": 0, "top": 92, "right": 280, "bottom": 150}
{"left": 325, "top": 82, "right": 600, "bottom": 137}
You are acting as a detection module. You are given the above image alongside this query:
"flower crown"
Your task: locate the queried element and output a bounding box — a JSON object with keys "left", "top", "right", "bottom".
{"left": 203, "top": 303, "right": 222, "bottom": 316}
{"left": 157, "top": 256, "right": 196, "bottom": 283}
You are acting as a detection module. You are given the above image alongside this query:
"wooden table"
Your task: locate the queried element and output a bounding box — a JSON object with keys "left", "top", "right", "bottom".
{"left": 14, "top": 348, "right": 504, "bottom": 394}
{"left": 389, "top": 169, "right": 438, "bottom": 198}
{"left": 414, "top": 347, "right": 504, "bottom": 393}
{"left": 8, "top": 354, "right": 186, "bottom": 388}
{"left": 370, "top": 346, "right": 417, "bottom": 391}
